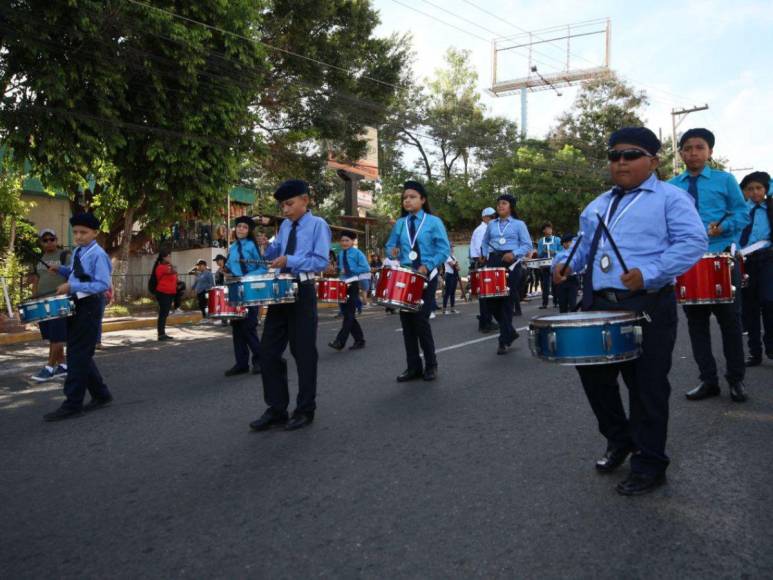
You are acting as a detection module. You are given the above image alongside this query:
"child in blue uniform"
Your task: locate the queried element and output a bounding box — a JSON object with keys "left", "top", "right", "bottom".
{"left": 385, "top": 180, "right": 451, "bottom": 382}
{"left": 537, "top": 222, "right": 562, "bottom": 309}
{"left": 551, "top": 233, "right": 580, "bottom": 313}
{"left": 44, "top": 212, "right": 113, "bottom": 422}
{"left": 224, "top": 216, "right": 265, "bottom": 376}
{"left": 329, "top": 231, "right": 368, "bottom": 351}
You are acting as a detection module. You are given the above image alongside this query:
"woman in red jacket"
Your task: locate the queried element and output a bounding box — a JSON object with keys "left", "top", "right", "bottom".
{"left": 153, "top": 249, "right": 178, "bottom": 341}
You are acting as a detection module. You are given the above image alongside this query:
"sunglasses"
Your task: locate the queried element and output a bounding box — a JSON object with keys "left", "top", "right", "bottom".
{"left": 607, "top": 149, "right": 653, "bottom": 162}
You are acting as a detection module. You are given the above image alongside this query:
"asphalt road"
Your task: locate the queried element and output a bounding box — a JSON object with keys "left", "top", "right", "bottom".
{"left": 1, "top": 296, "right": 772, "bottom": 578}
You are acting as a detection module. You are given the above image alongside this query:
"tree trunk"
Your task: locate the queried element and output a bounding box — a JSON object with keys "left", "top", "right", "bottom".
{"left": 7, "top": 216, "right": 16, "bottom": 253}
{"left": 112, "top": 206, "right": 135, "bottom": 303}
{"left": 401, "top": 129, "right": 432, "bottom": 181}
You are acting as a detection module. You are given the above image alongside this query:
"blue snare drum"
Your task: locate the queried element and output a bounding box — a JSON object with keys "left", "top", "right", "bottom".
{"left": 227, "top": 273, "right": 297, "bottom": 306}
{"left": 529, "top": 311, "right": 644, "bottom": 365}
{"left": 19, "top": 295, "right": 75, "bottom": 323}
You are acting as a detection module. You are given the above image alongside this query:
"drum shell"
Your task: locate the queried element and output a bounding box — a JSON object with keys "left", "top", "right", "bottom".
{"left": 474, "top": 267, "right": 509, "bottom": 298}
{"left": 19, "top": 295, "right": 74, "bottom": 323}
{"left": 374, "top": 266, "right": 427, "bottom": 311}
{"left": 675, "top": 253, "right": 734, "bottom": 305}
{"left": 317, "top": 279, "right": 348, "bottom": 303}
{"left": 207, "top": 286, "right": 246, "bottom": 319}
{"left": 526, "top": 258, "right": 552, "bottom": 269}
{"left": 529, "top": 312, "right": 643, "bottom": 365}
{"left": 227, "top": 274, "right": 297, "bottom": 306}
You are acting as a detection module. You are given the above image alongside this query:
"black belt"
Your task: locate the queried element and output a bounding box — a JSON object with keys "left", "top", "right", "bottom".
{"left": 746, "top": 247, "right": 773, "bottom": 261}
{"left": 594, "top": 285, "right": 673, "bottom": 304}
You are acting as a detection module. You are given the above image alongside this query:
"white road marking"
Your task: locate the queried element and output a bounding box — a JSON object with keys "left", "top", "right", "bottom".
{"left": 433, "top": 325, "right": 529, "bottom": 354}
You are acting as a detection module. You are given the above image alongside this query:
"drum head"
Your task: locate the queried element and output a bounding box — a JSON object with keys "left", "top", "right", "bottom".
{"left": 531, "top": 310, "right": 642, "bottom": 328}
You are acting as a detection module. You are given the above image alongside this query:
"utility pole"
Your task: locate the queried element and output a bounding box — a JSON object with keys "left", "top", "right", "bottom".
{"left": 671, "top": 104, "right": 709, "bottom": 176}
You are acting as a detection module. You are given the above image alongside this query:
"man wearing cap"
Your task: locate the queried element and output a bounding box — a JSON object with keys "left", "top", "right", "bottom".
{"left": 470, "top": 207, "right": 497, "bottom": 333}
{"left": 328, "top": 230, "right": 368, "bottom": 351}
{"left": 250, "top": 179, "right": 331, "bottom": 432}
{"left": 669, "top": 128, "right": 750, "bottom": 403}
{"left": 30, "top": 228, "right": 68, "bottom": 382}
{"left": 44, "top": 212, "right": 114, "bottom": 422}
{"left": 550, "top": 233, "right": 580, "bottom": 313}
{"left": 191, "top": 259, "right": 215, "bottom": 321}
{"left": 537, "top": 222, "right": 562, "bottom": 309}
{"left": 738, "top": 171, "right": 773, "bottom": 366}
{"left": 554, "top": 127, "right": 707, "bottom": 495}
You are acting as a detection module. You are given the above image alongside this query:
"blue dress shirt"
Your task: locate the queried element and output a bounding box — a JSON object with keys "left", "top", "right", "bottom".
{"left": 385, "top": 210, "right": 451, "bottom": 271}
{"left": 482, "top": 216, "right": 533, "bottom": 259}
{"left": 263, "top": 210, "right": 331, "bottom": 274}
{"left": 742, "top": 199, "right": 771, "bottom": 247}
{"left": 537, "top": 235, "right": 562, "bottom": 258}
{"left": 669, "top": 166, "right": 749, "bottom": 252}
{"left": 338, "top": 247, "right": 370, "bottom": 278}
{"left": 192, "top": 270, "right": 215, "bottom": 293}
{"left": 227, "top": 238, "right": 266, "bottom": 277}
{"left": 561, "top": 173, "right": 708, "bottom": 291}
{"left": 57, "top": 240, "right": 112, "bottom": 297}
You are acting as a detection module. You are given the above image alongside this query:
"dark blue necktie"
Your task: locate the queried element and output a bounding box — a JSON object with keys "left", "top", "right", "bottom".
{"left": 687, "top": 175, "right": 699, "bottom": 209}
{"left": 739, "top": 205, "right": 762, "bottom": 247}
{"left": 581, "top": 188, "right": 625, "bottom": 310}
{"left": 282, "top": 221, "right": 298, "bottom": 273}
{"left": 342, "top": 249, "right": 351, "bottom": 276}
{"left": 408, "top": 215, "right": 421, "bottom": 269}
{"left": 73, "top": 247, "right": 91, "bottom": 282}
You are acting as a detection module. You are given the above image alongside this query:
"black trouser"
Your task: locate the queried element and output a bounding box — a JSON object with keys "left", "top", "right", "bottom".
{"left": 486, "top": 263, "right": 522, "bottom": 346}
{"left": 232, "top": 306, "right": 260, "bottom": 369}
{"left": 742, "top": 253, "right": 773, "bottom": 357}
{"left": 155, "top": 292, "right": 175, "bottom": 337}
{"left": 540, "top": 267, "right": 555, "bottom": 306}
{"left": 577, "top": 288, "right": 677, "bottom": 476}
{"left": 62, "top": 295, "right": 111, "bottom": 409}
{"left": 197, "top": 291, "right": 208, "bottom": 318}
{"left": 399, "top": 276, "right": 438, "bottom": 371}
{"left": 443, "top": 273, "right": 457, "bottom": 308}
{"left": 556, "top": 277, "right": 579, "bottom": 313}
{"left": 335, "top": 281, "right": 364, "bottom": 345}
{"left": 261, "top": 282, "right": 318, "bottom": 415}
{"left": 684, "top": 295, "right": 745, "bottom": 385}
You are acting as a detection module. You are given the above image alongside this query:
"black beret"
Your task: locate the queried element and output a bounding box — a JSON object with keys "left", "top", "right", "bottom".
{"left": 608, "top": 127, "right": 661, "bottom": 155}
{"left": 339, "top": 230, "right": 357, "bottom": 240}
{"left": 196, "top": 259, "right": 207, "bottom": 266}
{"left": 561, "top": 233, "right": 575, "bottom": 245}
{"left": 69, "top": 212, "right": 100, "bottom": 230}
{"left": 403, "top": 180, "right": 426, "bottom": 196}
{"left": 740, "top": 171, "right": 771, "bottom": 194}
{"left": 274, "top": 179, "right": 309, "bottom": 201}
{"left": 497, "top": 193, "right": 517, "bottom": 207}
{"left": 234, "top": 215, "right": 255, "bottom": 230}
{"left": 679, "top": 128, "right": 715, "bottom": 149}
{"left": 214, "top": 254, "right": 227, "bottom": 262}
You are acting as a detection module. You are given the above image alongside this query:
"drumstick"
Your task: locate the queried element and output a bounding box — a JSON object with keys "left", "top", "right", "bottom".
{"left": 595, "top": 213, "right": 629, "bottom": 274}
{"left": 558, "top": 234, "right": 583, "bottom": 277}
{"left": 714, "top": 212, "right": 732, "bottom": 228}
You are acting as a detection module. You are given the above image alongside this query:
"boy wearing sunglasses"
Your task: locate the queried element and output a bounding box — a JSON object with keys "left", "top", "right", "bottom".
{"left": 553, "top": 127, "right": 707, "bottom": 495}
{"left": 669, "top": 128, "right": 750, "bottom": 403}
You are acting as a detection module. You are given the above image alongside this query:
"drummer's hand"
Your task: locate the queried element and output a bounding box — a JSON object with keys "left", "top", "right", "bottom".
{"left": 56, "top": 282, "right": 70, "bottom": 295}
{"left": 477, "top": 257, "right": 486, "bottom": 265}
{"left": 417, "top": 265, "right": 429, "bottom": 275}
{"left": 502, "top": 252, "right": 515, "bottom": 264}
{"left": 47, "top": 265, "right": 60, "bottom": 274}
{"left": 390, "top": 247, "right": 399, "bottom": 258}
{"left": 621, "top": 268, "right": 644, "bottom": 291}
{"left": 270, "top": 256, "right": 288, "bottom": 269}
{"left": 553, "top": 264, "right": 570, "bottom": 285}
{"left": 708, "top": 222, "right": 723, "bottom": 237}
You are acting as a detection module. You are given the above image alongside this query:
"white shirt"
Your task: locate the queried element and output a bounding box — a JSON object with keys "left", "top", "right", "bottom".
{"left": 469, "top": 222, "right": 488, "bottom": 258}
{"left": 383, "top": 257, "right": 400, "bottom": 268}
{"left": 444, "top": 255, "right": 458, "bottom": 274}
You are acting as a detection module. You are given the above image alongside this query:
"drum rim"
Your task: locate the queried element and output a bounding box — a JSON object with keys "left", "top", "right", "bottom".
{"left": 676, "top": 297, "right": 734, "bottom": 305}
{"left": 477, "top": 291, "right": 511, "bottom": 298}
{"left": 472, "top": 267, "right": 507, "bottom": 273}
{"left": 21, "top": 294, "right": 71, "bottom": 305}
{"left": 699, "top": 252, "right": 733, "bottom": 258}
{"left": 535, "top": 351, "right": 642, "bottom": 365}
{"left": 529, "top": 310, "right": 643, "bottom": 328}
{"left": 375, "top": 297, "right": 421, "bottom": 310}
{"left": 380, "top": 265, "right": 428, "bottom": 280}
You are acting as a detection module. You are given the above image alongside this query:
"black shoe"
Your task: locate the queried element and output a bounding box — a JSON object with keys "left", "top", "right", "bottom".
{"left": 497, "top": 344, "right": 507, "bottom": 355}
{"left": 616, "top": 472, "right": 667, "bottom": 496}
{"left": 83, "top": 395, "right": 113, "bottom": 412}
{"left": 251, "top": 365, "right": 262, "bottom": 375}
{"left": 423, "top": 366, "right": 437, "bottom": 381}
{"left": 349, "top": 341, "right": 366, "bottom": 350}
{"left": 285, "top": 412, "right": 314, "bottom": 431}
{"left": 328, "top": 341, "right": 344, "bottom": 351}
{"left": 43, "top": 406, "right": 84, "bottom": 422}
{"left": 745, "top": 355, "right": 762, "bottom": 367}
{"left": 595, "top": 445, "right": 633, "bottom": 473}
{"left": 249, "top": 410, "right": 288, "bottom": 431}
{"left": 158, "top": 334, "right": 173, "bottom": 341}
{"left": 685, "top": 381, "right": 720, "bottom": 401}
{"left": 729, "top": 380, "right": 748, "bottom": 403}
{"left": 224, "top": 366, "right": 249, "bottom": 377}
{"left": 396, "top": 368, "right": 423, "bottom": 382}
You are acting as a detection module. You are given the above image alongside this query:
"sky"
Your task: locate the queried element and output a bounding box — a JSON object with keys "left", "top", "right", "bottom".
{"left": 372, "top": 0, "right": 773, "bottom": 179}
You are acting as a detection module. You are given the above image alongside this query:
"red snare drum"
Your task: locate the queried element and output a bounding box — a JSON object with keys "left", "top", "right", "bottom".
{"left": 738, "top": 255, "right": 749, "bottom": 289}
{"left": 676, "top": 253, "right": 735, "bottom": 305}
{"left": 470, "top": 267, "right": 509, "bottom": 298}
{"left": 317, "top": 278, "right": 349, "bottom": 303}
{"left": 374, "top": 266, "right": 427, "bottom": 311}
{"left": 207, "top": 286, "right": 246, "bottom": 319}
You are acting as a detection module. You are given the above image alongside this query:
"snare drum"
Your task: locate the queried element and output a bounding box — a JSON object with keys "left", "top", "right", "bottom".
{"left": 469, "top": 267, "right": 509, "bottom": 298}
{"left": 526, "top": 258, "right": 552, "bottom": 269}
{"left": 529, "top": 311, "right": 644, "bottom": 365}
{"left": 207, "top": 286, "right": 245, "bottom": 319}
{"left": 19, "top": 295, "right": 75, "bottom": 323}
{"left": 374, "top": 266, "right": 427, "bottom": 311}
{"left": 227, "top": 272, "right": 297, "bottom": 306}
{"left": 738, "top": 255, "right": 749, "bottom": 289}
{"left": 317, "top": 278, "right": 348, "bottom": 303}
{"left": 675, "top": 252, "right": 735, "bottom": 305}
